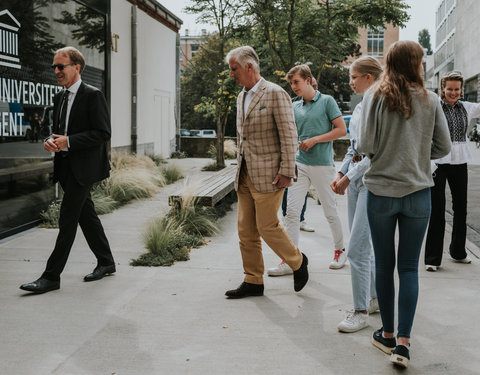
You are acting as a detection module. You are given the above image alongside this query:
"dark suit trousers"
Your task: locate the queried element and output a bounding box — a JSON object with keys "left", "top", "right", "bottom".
{"left": 42, "top": 154, "right": 114, "bottom": 281}
{"left": 425, "top": 163, "right": 468, "bottom": 266}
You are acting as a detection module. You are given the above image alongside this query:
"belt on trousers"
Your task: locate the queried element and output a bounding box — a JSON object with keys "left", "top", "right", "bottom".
{"left": 352, "top": 155, "right": 364, "bottom": 163}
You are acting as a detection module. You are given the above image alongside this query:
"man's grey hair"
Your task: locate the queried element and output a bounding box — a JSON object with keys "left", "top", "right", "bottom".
{"left": 225, "top": 46, "right": 260, "bottom": 73}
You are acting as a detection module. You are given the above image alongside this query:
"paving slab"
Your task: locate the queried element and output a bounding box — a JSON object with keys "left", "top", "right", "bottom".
{"left": 0, "top": 158, "right": 479, "bottom": 374}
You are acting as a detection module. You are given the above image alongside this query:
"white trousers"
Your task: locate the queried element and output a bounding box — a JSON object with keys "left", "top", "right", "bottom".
{"left": 285, "top": 162, "right": 344, "bottom": 249}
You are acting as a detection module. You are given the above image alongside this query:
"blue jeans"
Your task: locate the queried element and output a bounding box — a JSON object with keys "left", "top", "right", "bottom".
{"left": 367, "top": 188, "right": 431, "bottom": 338}
{"left": 282, "top": 188, "right": 308, "bottom": 222}
{"left": 347, "top": 180, "right": 376, "bottom": 311}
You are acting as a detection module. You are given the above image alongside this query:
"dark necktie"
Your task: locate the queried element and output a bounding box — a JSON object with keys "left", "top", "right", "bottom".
{"left": 58, "top": 90, "right": 70, "bottom": 135}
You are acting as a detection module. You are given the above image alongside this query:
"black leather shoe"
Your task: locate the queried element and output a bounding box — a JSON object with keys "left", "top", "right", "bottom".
{"left": 293, "top": 253, "right": 309, "bottom": 292}
{"left": 20, "top": 278, "right": 60, "bottom": 293}
{"left": 84, "top": 264, "right": 116, "bottom": 282}
{"left": 225, "top": 282, "right": 264, "bottom": 299}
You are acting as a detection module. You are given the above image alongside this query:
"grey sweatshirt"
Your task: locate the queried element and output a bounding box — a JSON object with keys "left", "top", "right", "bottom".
{"left": 357, "top": 88, "right": 451, "bottom": 198}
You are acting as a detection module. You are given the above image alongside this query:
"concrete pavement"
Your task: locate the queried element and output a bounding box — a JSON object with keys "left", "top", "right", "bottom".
{"left": 1, "top": 157, "right": 480, "bottom": 374}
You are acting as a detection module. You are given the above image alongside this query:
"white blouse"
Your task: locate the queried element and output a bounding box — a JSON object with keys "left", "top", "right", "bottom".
{"left": 435, "top": 100, "right": 480, "bottom": 165}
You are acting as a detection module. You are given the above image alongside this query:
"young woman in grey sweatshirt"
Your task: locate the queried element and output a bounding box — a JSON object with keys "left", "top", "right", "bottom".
{"left": 356, "top": 40, "right": 451, "bottom": 368}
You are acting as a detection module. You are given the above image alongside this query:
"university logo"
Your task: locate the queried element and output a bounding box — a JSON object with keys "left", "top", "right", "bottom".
{"left": 0, "top": 9, "right": 21, "bottom": 69}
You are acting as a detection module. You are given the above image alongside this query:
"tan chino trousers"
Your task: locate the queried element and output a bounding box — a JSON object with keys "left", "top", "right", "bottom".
{"left": 237, "top": 164, "right": 303, "bottom": 284}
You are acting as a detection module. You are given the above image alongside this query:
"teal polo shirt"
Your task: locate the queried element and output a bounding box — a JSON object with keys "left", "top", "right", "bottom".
{"left": 293, "top": 91, "right": 342, "bottom": 166}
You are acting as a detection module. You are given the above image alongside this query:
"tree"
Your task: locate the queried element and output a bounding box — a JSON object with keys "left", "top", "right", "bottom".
{"left": 243, "top": 0, "right": 410, "bottom": 83}
{"left": 418, "top": 28, "right": 432, "bottom": 55}
{"left": 181, "top": 35, "right": 239, "bottom": 138}
{"left": 185, "top": 0, "right": 246, "bottom": 168}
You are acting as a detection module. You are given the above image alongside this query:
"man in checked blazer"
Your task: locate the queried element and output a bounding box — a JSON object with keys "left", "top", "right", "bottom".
{"left": 225, "top": 46, "right": 309, "bottom": 299}
{"left": 20, "top": 47, "right": 115, "bottom": 294}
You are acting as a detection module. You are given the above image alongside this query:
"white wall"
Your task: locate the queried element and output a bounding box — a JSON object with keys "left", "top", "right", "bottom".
{"left": 110, "top": 1, "right": 178, "bottom": 158}
{"left": 455, "top": 0, "right": 480, "bottom": 81}
{"left": 136, "top": 10, "right": 177, "bottom": 158}
{"left": 110, "top": 1, "right": 132, "bottom": 150}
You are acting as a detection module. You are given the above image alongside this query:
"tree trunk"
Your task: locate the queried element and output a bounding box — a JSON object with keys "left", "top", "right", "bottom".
{"left": 216, "top": 114, "right": 225, "bottom": 168}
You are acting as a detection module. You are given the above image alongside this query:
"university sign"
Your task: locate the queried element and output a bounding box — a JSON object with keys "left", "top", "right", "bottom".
{"left": 0, "top": 9, "right": 62, "bottom": 138}
{"left": 0, "top": 9, "right": 21, "bottom": 69}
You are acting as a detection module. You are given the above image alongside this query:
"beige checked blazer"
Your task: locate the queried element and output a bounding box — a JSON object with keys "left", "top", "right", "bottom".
{"left": 235, "top": 79, "right": 298, "bottom": 193}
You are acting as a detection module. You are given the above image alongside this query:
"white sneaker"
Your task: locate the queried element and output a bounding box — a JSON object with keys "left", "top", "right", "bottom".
{"left": 329, "top": 249, "right": 347, "bottom": 269}
{"left": 368, "top": 298, "right": 379, "bottom": 314}
{"left": 337, "top": 310, "right": 369, "bottom": 333}
{"left": 451, "top": 255, "right": 472, "bottom": 264}
{"left": 267, "top": 261, "right": 293, "bottom": 276}
{"left": 425, "top": 264, "right": 437, "bottom": 272}
{"left": 300, "top": 221, "right": 315, "bottom": 232}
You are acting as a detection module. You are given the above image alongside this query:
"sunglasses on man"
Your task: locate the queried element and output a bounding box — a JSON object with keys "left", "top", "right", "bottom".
{"left": 51, "top": 63, "right": 75, "bottom": 71}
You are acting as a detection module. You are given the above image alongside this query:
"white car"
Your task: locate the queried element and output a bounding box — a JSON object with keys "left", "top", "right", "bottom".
{"left": 190, "top": 129, "right": 217, "bottom": 138}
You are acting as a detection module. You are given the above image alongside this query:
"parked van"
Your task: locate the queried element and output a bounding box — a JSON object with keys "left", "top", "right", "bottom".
{"left": 189, "top": 129, "right": 217, "bottom": 138}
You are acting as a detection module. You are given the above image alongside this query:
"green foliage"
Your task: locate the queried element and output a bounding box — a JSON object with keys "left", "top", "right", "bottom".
{"left": 39, "top": 201, "right": 61, "bottom": 228}
{"left": 207, "top": 139, "right": 237, "bottom": 159}
{"left": 181, "top": 35, "right": 240, "bottom": 137}
{"left": 132, "top": 185, "right": 225, "bottom": 266}
{"left": 55, "top": 5, "right": 106, "bottom": 52}
{"left": 150, "top": 154, "right": 168, "bottom": 165}
{"left": 167, "top": 199, "right": 218, "bottom": 237}
{"left": 160, "top": 164, "right": 184, "bottom": 185}
{"left": 241, "top": 0, "right": 410, "bottom": 82}
{"left": 212, "top": 191, "right": 238, "bottom": 218}
{"left": 105, "top": 153, "right": 165, "bottom": 204}
{"left": 131, "top": 217, "right": 204, "bottom": 267}
{"left": 170, "top": 151, "right": 189, "bottom": 159}
{"left": 105, "top": 168, "right": 163, "bottom": 204}
{"left": 418, "top": 28, "right": 432, "bottom": 55}
{"left": 91, "top": 184, "right": 120, "bottom": 215}
{"left": 202, "top": 161, "right": 226, "bottom": 171}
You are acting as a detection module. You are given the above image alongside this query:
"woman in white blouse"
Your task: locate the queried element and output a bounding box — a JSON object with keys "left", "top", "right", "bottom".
{"left": 425, "top": 72, "right": 480, "bottom": 271}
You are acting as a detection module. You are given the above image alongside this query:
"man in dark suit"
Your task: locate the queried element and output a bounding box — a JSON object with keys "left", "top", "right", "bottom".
{"left": 20, "top": 46, "right": 115, "bottom": 294}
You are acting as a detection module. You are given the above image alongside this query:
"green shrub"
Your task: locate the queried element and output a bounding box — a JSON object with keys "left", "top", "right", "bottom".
{"left": 131, "top": 216, "right": 204, "bottom": 266}
{"left": 91, "top": 184, "right": 120, "bottom": 215}
{"left": 161, "top": 163, "right": 184, "bottom": 184}
{"left": 105, "top": 167, "right": 165, "bottom": 204}
{"left": 207, "top": 139, "right": 237, "bottom": 159}
{"left": 202, "top": 161, "right": 225, "bottom": 171}
{"left": 40, "top": 201, "right": 61, "bottom": 228}
{"left": 170, "top": 151, "right": 188, "bottom": 159}
{"left": 213, "top": 191, "right": 238, "bottom": 218}
{"left": 167, "top": 193, "right": 218, "bottom": 237}
{"left": 150, "top": 154, "right": 167, "bottom": 165}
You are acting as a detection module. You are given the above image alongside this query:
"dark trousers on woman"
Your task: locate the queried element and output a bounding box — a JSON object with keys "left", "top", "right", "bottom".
{"left": 425, "top": 163, "right": 468, "bottom": 266}
{"left": 41, "top": 155, "right": 114, "bottom": 281}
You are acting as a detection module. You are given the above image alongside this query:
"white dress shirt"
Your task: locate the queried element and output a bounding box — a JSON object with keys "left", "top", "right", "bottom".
{"left": 63, "top": 78, "right": 82, "bottom": 149}
{"left": 243, "top": 78, "right": 263, "bottom": 119}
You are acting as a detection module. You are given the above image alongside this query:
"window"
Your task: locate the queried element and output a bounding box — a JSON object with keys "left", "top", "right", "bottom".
{"left": 367, "top": 26, "right": 384, "bottom": 57}
{"left": 190, "top": 44, "right": 199, "bottom": 57}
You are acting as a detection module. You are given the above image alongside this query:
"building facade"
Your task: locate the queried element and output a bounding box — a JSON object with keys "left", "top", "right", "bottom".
{"left": 453, "top": 0, "right": 480, "bottom": 102}
{"left": 0, "top": 0, "right": 182, "bottom": 239}
{"left": 180, "top": 29, "right": 207, "bottom": 69}
{"left": 433, "top": 0, "right": 456, "bottom": 92}
{"left": 354, "top": 24, "right": 399, "bottom": 65}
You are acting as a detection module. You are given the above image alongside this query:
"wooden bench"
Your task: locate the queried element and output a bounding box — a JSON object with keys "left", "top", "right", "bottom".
{"left": 169, "top": 164, "right": 237, "bottom": 207}
{"left": 0, "top": 160, "right": 53, "bottom": 195}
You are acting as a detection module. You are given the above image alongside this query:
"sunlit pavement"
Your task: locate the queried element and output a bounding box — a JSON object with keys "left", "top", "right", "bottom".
{"left": 0, "top": 157, "right": 479, "bottom": 374}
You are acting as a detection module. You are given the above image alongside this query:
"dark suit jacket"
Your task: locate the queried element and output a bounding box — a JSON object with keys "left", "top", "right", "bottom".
{"left": 52, "top": 82, "right": 111, "bottom": 186}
